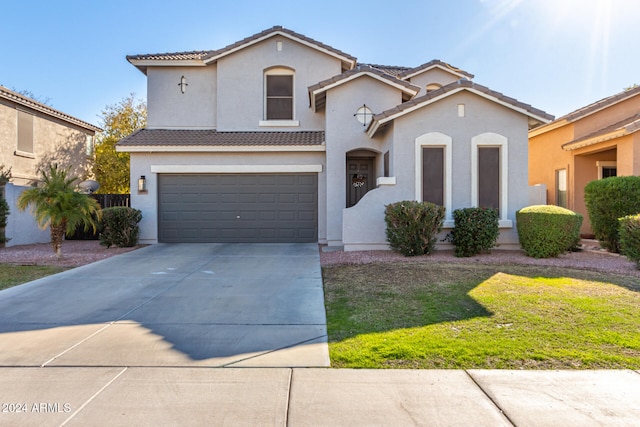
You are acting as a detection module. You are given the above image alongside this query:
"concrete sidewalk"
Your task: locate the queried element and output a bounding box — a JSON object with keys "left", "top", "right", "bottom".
{"left": 0, "top": 367, "right": 638, "bottom": 426}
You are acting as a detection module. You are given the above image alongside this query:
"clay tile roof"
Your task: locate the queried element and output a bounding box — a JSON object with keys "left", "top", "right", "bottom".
{"left": 562, "top": 113, "right": 640, "bottom": 149}
{"left": 126, "top": 51, "right": 211, "bottom": 62}
{"left": 558, "top": 85, "right": 640, "bottom": 123}
{"left": 117, "top": 129, "right": 325, "bottom": 147}
{"left": 363, "top": 64, "right": 412, "bottom": 77}
{"left": 397, "top": 60, "right": 474, "bottom": 80}
{"left": 0, "top": 85, "right": 101, "bottom": 132}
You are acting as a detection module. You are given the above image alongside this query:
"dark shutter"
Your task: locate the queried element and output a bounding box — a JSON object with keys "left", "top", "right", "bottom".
{"left": 478, "top": 147, "right": 500, "bottom": 210}
{"left": 422, "top": 147, "right": 444, "bottom": 206}
{"left": 17, "top": 111, "right": 34, "bottom": 153}
{"left": 266, "top": 75, "right": 293, "bottom": 120}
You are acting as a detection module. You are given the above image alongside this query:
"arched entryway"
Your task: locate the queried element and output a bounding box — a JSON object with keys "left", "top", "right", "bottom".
{"left": 346, "top": 150, "right": 377, "bottom": 207}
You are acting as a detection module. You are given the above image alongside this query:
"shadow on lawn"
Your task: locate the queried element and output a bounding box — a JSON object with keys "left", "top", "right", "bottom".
{"left": 322, "top": 261, "right": 639, "bottom": 342}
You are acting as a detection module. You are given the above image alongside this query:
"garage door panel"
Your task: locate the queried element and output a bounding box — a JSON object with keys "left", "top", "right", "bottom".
{"left": 158, "top": 174, "right": 317, "bottom": 243}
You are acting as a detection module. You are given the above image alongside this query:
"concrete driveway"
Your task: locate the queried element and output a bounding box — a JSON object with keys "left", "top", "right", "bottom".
{"left": 0, "top": 243, "right": 329, "bottom": 367}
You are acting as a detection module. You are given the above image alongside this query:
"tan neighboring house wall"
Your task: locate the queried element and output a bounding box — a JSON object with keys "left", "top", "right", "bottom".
{"left": 0, "top": 86, "right": 101, "bottom": 186}
{"left": 529, "top": 86, "right": 640, "bottom": 235}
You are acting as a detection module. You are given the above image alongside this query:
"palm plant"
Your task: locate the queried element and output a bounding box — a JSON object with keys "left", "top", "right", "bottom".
{"left": 17, "top": 165, "right": 101, "bottom": 259}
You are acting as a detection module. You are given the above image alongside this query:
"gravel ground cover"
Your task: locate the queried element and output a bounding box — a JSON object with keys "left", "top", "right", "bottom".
{"left": 320, "top": 241, "right": 640, "bottom": 278}
{"left": 0, "top": 240, "right": 144, "bottom": 267}
{"left": 1, "top": 240, "right": 638, "bottom": 278}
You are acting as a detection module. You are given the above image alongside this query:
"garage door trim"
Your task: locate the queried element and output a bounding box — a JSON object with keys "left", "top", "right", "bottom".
{"left": 151, "top": 164, "right": 323, "bottom": 173}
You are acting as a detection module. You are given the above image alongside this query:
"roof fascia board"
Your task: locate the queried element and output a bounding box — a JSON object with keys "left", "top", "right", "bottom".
{"left": 127, "top": 59, "right": 207, "bottom": 68}
{"left": 562, "top": 129, "right": 629, "bottom": 151}
{"left": 528, "top": 119, "right": 570, "bottom": 137}
{"left": 203, "top": 30, "right": 356, "bottom": 67}
{"left": 116, "top": 145, "right": 326, "bottom": 153}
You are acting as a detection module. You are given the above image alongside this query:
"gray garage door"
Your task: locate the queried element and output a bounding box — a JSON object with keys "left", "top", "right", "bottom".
{"left": 158, "top": 174, "right": 318, "bottom": 243}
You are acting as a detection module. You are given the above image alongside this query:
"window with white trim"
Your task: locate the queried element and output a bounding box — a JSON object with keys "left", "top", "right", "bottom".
{"left": 471, "top": 133, "right": 510, "bottom": 226}
{"left": 556, "top": 168, "right": 567, "bottom": 208}
{"left": 264, "top": 67, "right": 294, "bottom": 120}
{"left": 415, "top": 132, "right": 452, "bottom": 224}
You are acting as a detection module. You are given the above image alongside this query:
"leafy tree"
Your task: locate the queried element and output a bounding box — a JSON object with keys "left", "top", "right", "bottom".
{"left": 17, "top": 165, "right": 101, "bottom": 259}
{"left": 93, "top": 94, "right": 146, "bottom": 194}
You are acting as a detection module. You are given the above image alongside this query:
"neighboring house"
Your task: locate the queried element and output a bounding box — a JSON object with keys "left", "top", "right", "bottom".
{"left": 117, "top": 26, "right": 553, "bottom": 250}
{"left": 0, "top": 86, "right": 101, "bottom": 185}
{"left": 0, "top": 85, "right": 101, "bottom": 246}
{"left": 529, "top": 86, "right": 640, "bottom": 236}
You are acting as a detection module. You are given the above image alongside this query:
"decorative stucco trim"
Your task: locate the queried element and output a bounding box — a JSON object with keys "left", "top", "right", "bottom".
{"left": 258, "top": 120, "right": 300, "bottom": 127}
{"left": 150, "top": 164, "right": 323, "bottom": 173}
{"left": 415, "top": 132, "right": 453, "bottom": 221}
{"left": 471, "top": 132, "right": 510, "bottom": 224}
{"left": 118, "top": 145, "right": 325, "bottom": 153}
{"left": 376, "top": 177, "right": 396, "bottom": 186}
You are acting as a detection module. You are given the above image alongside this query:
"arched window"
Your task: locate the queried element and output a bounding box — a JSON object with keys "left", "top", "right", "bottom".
{"left": 264, "top": 67, "right": 294, "bottom": 121}
{"left": 426, "top": 83, "right": 442, "bottom": 92}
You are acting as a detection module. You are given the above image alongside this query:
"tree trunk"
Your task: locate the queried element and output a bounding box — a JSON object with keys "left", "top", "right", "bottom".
{"left": 50, "top": 222, "right": 66, "bottom": 259}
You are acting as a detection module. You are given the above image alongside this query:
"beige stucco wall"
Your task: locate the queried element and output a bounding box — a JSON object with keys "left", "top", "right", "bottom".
{"left": 408, "top": 67, "right": 463, "bottom": 96}
{"left": 216, "top": 35, "right": 340, "bottom": 131}
{"left": 147, "top": 66, "right": 217, "bottom": 129}
{"left": 0, "top": 99, "right": 95, "bottom": 186}
{"left": 573, "top": 95, "right": 640, "bottom": 139}
{"left": 323, "top": 75, "right": 404, "bottom": 246}
{"left": 343, "top": 91, "right": 531, "bottom": 250}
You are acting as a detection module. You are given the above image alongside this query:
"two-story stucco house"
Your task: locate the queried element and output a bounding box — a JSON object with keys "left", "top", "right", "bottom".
{"left": 117, "top": 26, "right": 553, "bottom": 250}
{"left": 529, "top": 85, "right": 640, "bottom": 237}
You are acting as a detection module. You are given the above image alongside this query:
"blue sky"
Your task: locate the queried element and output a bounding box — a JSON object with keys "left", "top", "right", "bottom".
{"left": 2, "top": 0, "right": 639, "bottom": 126}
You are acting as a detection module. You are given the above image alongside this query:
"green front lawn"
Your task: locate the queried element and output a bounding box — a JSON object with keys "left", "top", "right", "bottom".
{"left": 0, "top": 264, "right": 69, "bottom": 291}
{"left": 323, "top": 263, "right": 640, "bottom": 369}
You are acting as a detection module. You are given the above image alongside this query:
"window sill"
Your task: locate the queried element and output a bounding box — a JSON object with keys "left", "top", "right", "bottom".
{"left": 14, "top": 150, "right": 35, "bottom": 159}
{"left": 259, "top": 120, "right": 299, "bottom": 127}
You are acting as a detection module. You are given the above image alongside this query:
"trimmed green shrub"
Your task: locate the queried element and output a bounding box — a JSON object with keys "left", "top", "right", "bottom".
{"left": 584, "top": 176, "right": 640, "bottom": 253}
{"left": 385, "top": 201, "right": 445, "bottom": 256}
{"left": 516, "top": 205, "right": 583, "bottom": 258}
{"left": 448, "top": 207, "right": 499, "bottom": 257}
{"left": 619, "top": 214, "right": 640, "bottom": 268}
{"left": 99, "top": 206, "right": 142, "bottom": 248}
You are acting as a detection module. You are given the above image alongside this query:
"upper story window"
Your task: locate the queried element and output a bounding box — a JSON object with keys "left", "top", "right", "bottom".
{"left": 261, "top": 67, "right": 299, "bottom": 127}
{"left": 265, "top": 67, "right": 294, "bottom": 120}
{"left": 16, "top": 110, "right": 35, "bottom": 157}
{"left": 426, "top": 83, "right": 442, "bottom": 92}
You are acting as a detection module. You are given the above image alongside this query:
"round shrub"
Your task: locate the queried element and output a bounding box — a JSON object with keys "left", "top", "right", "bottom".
{"left": 585, "top": 176, "right": 640, "bottom": 253}
{"left": 99, "top": 206, "right": 142, "bottom": 248}
{"left": 516, "top": 205, "right": 583, "bottom": 258}
{"left": 385, "top": 201, "right": 445, "bottom": 257}
{"left": 449, "top": 207, "right": 499, "bottom": 257}
{"left": 619, "top": 214, "right": 640, "bottom": 269}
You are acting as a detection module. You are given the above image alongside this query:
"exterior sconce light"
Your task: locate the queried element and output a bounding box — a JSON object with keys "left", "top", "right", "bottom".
{"left": 138, "top": 175, "right": 147, "bottom": 193}
{"left": 178, "top": 75, "right": 188, "bottom": 94}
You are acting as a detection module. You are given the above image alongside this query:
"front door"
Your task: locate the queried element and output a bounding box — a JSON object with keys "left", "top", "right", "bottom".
{"left": 346, "top": 157, "right": 375, "bottom": 207}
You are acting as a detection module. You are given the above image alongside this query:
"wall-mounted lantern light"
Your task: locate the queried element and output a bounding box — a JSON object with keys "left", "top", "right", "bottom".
{"left": 138, "top": 175, "right": 147, "bottom": 193}
{"left": 178, "top": 75, "right": 188, "bottom": 94}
